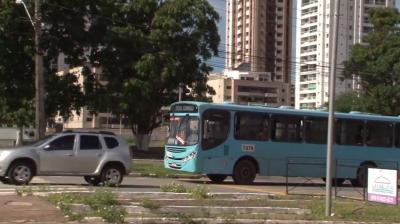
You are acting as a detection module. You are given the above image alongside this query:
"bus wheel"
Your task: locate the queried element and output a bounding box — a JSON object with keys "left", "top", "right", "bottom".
{"left": 321, "top": 177, "right": 345, "bottom": 186}
{"left": 352, "top": 162, "right": 376, "bottom": 187}
{"left": 206, "top": 174, "right": 227, "bottom": 183}
{"left": 232, "top": 159, "right": 257, "bottom": 185}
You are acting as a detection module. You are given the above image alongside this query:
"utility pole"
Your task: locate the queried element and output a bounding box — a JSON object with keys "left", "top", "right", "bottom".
{"left": 34, "top": 0, "right": 45, "bottom": 140}
{"left": 325, "top": 0, "right": 340, "bottom": 217}
{"left": 178, "top": 83, "right": 184, "bottom": 101}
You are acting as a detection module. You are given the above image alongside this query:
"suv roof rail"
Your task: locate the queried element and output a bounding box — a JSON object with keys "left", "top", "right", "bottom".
{"left": 99, "top": 131, "right": 116, "bottom": 135}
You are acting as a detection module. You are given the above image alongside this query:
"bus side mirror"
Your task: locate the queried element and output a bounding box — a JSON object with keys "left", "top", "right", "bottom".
{"left": 162, "top": 114, "right": 170, "bottom": 126}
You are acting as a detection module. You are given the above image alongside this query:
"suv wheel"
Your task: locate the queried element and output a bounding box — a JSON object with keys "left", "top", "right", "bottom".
{"left": 101, "top": 165, "right": 123, "bottom": 187}
{"left": 84, "top": 176, "right": 101, "bottom": 186}
{"left": 8, "top": 162, "right": 33, "bottom": 185}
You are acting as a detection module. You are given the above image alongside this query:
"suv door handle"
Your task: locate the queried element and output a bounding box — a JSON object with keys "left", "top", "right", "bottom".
{"left": 66, "top": 153, "right": 73, "bottom": 157}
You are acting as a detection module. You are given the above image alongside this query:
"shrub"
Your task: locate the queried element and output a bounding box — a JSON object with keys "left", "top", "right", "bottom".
{"left": 189, "top": 186, "right": 209, "bottom": 199}
{"left": 160, "top": 182, "right": 187, "bottom": 193}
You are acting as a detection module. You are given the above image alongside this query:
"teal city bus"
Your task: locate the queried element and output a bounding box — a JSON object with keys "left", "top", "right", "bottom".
{"left": 164, "top": 101, "right": 400, "bottom": 186}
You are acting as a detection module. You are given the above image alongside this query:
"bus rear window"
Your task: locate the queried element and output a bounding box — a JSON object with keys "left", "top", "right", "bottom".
{"left": 202, "top": 109, "right": 230, "bottom": 150}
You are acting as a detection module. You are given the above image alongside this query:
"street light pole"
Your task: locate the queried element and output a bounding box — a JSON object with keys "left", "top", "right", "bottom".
{"left": 16, "top": 0, "right": 45, "bottom": 140}
{"left": 34, "top": 0, "right": 45, "bottom": 140}
{"left": 325, "top": 0, "right": 340, "bottom": 217}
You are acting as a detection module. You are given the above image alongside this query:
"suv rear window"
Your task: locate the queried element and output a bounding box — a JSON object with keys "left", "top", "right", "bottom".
{"left": 104, "top": 137, "right": 119, "bottom": 149}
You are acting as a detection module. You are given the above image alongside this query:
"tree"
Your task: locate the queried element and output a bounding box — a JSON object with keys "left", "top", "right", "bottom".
{"left": 342, "top": 8, "right": 400, "bottom": 115}
{"left": 0, "top": 0, "right": 93, "bottom": 137}
{"left": 0, "top": 0, "right": 35, "bottom": 133}
{"left": 335, "top": 91, "right": 369, "bottom": 113}
{"left": 86, "top": 0, "right": 220, "bottom": 150}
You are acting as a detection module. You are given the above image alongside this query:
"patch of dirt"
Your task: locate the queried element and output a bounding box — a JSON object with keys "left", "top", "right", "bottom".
{"left": 0, "top": 195, "right": 67, "bottom": 222}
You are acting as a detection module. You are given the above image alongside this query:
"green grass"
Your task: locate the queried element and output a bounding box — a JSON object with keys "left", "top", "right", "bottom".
{"left": 131, "top": 160, "right": 199, "bottom": 178}
{"left": 48, "top": 190, "right": 126, "bottom": 223}
{"left": 308, "top": 199, "right": 400, "bottom": 222}
{"left": 160, "top": 182, "right": 188, "bottom": 193}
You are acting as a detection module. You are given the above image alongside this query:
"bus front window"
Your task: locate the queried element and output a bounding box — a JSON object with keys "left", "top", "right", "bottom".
{"left": 167, "top": 116, "right": 199, "bottom": 146}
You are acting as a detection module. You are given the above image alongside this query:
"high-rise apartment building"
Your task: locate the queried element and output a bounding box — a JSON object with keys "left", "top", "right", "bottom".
{"left": 226, "top": 0, "right": 292, "bottom": 83}
{"left": 296, "top": 0, "right": 395, "bottom": 109}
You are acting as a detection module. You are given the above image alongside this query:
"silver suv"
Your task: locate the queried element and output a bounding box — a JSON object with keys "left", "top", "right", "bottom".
{"left": 0, "top": 131, "right": 132, "bottom": 186}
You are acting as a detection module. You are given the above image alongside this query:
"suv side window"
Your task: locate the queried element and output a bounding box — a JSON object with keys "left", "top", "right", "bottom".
{"left": 80, "top": 135, "right": 102, "bottom": 150}
{"left": 49, "top": 135, "right": 75, "bottom": 150}
{"left": 104, "top": 137, "right": 119, "bottom": 149}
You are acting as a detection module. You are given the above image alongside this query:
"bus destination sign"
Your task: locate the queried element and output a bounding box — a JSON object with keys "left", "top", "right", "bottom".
{"left": 171, "top": 104, "right": 198, "bottom": 113}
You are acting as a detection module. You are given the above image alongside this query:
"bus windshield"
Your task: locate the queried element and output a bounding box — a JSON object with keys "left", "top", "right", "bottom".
{"left": 167, "top": 116, "right": 199, "bottom": 146}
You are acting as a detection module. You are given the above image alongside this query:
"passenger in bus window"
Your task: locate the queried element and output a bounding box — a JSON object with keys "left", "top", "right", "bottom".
{"left": 258, "top": 126, "right": 268, "bottom": 140}
{"left": 355, "top": 125, "right": 363, "bottom": 145}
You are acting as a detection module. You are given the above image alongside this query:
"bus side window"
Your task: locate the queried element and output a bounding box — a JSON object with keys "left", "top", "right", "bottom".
{"left": 202, "top": 109, "right": 230, "bottom": 150}
{"left": 336, "top": 119, "right": 364, "bottom": 145}
{"left": 365, "top": 121, "right": 393, "bottom": 147}
{"left": 271, "top": 115, "right": 303, "bottom": 142}
{"left": 234, "top": 112, "right": 269, "bottom": 141}
{"left": 395, "top": 123, "right": 400, "bottom": 148}
{"left": 305, "top": 117, "right": 327, "bottom": 144}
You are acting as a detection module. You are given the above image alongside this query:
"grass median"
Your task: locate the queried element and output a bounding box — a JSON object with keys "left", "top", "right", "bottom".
{"left": 130, "top": 159, "right": 201, "bottom": 178}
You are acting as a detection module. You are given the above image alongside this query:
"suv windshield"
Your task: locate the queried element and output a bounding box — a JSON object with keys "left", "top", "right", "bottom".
{"left": 167, "top": 116, "right": 199, "bottom": 146}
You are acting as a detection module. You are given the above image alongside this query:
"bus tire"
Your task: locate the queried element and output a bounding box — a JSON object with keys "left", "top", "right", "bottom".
{"left": 232, "top": 159, "right": 257, "bottom": 185}
{"left": 206, "top": 174, "right": 227, "bottom": 183}
{"left": 352, "top": 162, "right": 376, "bottom": 187}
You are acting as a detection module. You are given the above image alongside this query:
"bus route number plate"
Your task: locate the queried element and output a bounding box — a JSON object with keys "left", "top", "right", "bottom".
{"left": 242, "top": 144, "right": 255, "bottom": 152}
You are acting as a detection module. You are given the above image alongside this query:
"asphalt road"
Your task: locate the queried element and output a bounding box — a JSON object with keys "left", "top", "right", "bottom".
{"left": 0, "top": 175, "right": 367, "bottom": 200}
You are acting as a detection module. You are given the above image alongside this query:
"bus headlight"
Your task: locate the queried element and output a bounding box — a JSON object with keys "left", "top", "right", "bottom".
{"left": 182, "top": 151, "right": 197, "bottom": 162}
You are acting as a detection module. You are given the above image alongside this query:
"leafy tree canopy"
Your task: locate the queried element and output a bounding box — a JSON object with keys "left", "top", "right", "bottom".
{"left": 0, "top": 0, "right": 92, "bottom": 127}
{"left": 1, "top": 0, "right": 220, "bottom": 147}
{"left": 342, "top": 8, "right": 400, "bottom": 115}
{"left": 86, "top": 0, "right": 220, "bottom": 137}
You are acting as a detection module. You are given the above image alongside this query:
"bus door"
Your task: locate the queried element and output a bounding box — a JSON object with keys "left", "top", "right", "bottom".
{"left": 201, "top": 109, "right": 231, "bottom": 173}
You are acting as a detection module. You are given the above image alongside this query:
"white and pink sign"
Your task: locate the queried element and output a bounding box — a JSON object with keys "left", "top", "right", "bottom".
{"left": 367, "top": 168, "right": 398, "bottom": 205}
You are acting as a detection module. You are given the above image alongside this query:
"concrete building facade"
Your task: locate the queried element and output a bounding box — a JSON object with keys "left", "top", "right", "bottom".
{"left": 207, "top": 73, "right": 292, "bottom": 107}
{"left": 226, "top": 0, "right": 292, "bottom": 83}
{"left": 54, "top": 55, "right": 125, "bottom": 129}
{"left": 296, "top": 0, "right": 395, "bottom": 109}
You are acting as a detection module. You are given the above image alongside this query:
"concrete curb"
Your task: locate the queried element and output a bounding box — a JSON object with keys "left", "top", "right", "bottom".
{"left": 116, "top": 191, "right": 275, "bottom": 199}
{"left": 122, "top": 218, "right": 389, "bottom": 224}
{"left": 127, "top": 172, "right": 203, "bottom": 179}
{"left": 124, "top": 205, "right": 311, "bottom": 216}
